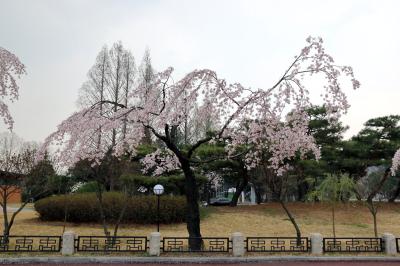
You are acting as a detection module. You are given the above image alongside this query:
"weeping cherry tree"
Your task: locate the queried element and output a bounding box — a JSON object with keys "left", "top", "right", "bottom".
{"left": 39, "top": 37, "right": 359, "bottom": 250}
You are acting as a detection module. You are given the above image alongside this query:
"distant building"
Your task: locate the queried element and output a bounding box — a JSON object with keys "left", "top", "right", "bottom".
{"left": 0, "top": 170, "right": 24, "bottom": 204}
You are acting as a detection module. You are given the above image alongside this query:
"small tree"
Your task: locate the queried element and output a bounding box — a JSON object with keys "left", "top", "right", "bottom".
{"left": 0, "top": 145, "right": 51, "bottom": 243}
{"left": 355, "top": 167, "right": 391, "bottom": 237}
{"left": 263, "top": 167, "right": 302, "bottom": 243}
{"left": 308, "top": 174, "right": 355, "bottom": 238}
{"left": 68, "top": 156, "right": 131, "bottom": 239}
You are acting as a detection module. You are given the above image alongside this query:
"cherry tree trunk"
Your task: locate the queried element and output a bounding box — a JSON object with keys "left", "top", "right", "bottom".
{"left": 366, "top": 199, "right": 379, "bottom": 237}
{"left": 181, "top": 161, "right": 202, "bottom": 251}
{"left": 279, "top": 200, "right": 302, "bottom": 246}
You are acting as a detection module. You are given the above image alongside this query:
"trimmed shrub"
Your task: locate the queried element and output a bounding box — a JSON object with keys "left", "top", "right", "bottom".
{"left": 34, "top": 192, "right": 186, "bottom": 224}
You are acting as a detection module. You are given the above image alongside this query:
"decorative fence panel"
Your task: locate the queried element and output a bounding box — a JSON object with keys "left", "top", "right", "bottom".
{"left": 246, "top": 237, "right": 310, "bottom": 252}
{"left": 75, "top": 236, "right": 147, "bottom": 252}
{"left": 323, "top": 238, "right": 383, "bottom": 252}
{"left": 0, "top": 236, "right": 62, "bottom": 252}
{"left": 161, "top": 237, "right": 230, "bottom": 252}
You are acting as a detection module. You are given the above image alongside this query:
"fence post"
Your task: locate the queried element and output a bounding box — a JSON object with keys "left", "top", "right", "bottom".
{"left": 231, "top": 232, "right": 245, "bottom": 256}
{"left": 382, "top": 233, "right": 396, "bottom": 255}
{"left": 149, "top": 232, "right": 161, "bottom": 256}
{"left": 62, "top": 231, "right": 76, "bottom": 255}
{"left": 310, "top": 233, "right": 323, "bottom": 255}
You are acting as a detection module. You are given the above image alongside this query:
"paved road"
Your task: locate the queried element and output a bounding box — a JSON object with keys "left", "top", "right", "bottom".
{"left": 1, "top": 204, "right": 34, "bottom": 212}
{"left": 1, "top": 263, "right": 399, "bottom": 266}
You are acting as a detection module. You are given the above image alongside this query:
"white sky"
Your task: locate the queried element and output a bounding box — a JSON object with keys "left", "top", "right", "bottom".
{"left": 0, "top": 0, "right": 399, "bottom": 142}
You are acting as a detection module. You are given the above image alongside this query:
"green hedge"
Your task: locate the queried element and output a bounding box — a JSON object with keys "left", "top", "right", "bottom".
{"left": 34, "top": 192, "right": 186, "bottom": 224}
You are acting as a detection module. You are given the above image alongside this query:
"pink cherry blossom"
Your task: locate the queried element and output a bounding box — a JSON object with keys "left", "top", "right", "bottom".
{"left": 0, "top": 47, "right": 26, "bottom": 129}
{"left": 40, "top": 36, "right": 359, "bottom": 178}
{"left": 392, "top": 149, "right": 400, "bottom": 176}
{"left": 141, "top": 149, "right": 181, "bottom": 176}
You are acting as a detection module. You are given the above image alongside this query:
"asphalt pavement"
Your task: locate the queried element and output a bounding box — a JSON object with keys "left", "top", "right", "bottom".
{"left": 1, "top": 263, "right": 400, "bottom": 266}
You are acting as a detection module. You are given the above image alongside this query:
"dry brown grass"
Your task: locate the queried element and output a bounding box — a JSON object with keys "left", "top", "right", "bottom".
{"left": 1, "top": 202, "right": 400, "bottom": 237}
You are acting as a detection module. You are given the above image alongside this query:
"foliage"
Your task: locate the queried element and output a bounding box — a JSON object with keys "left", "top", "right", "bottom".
{"left": 341, "top": 115, "right": 400, "bottom": 178}
{"left": 75, "top": 181, "right": 98, "bottom": 193}
{"left": 21, "top": 156, "right": 56, "bottom": 201}
{"left": 308, "top": 174, "right": 356, "bottom": 203}
{"left": 290, "top": 106, "right": 348, "bottom": 200}
{"left": 46, "top": 175, "right": 76, "bottom": 195}
{"left": 34, "top": 192, "right": 187, "bottom": 224}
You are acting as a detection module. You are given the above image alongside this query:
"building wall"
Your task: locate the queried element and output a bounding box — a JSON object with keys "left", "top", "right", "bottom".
{"left": 8, "top": 187, "right": 21, "bottom": 203}
{"left": 0, "top": 186, "right": 22, "bottom": 204}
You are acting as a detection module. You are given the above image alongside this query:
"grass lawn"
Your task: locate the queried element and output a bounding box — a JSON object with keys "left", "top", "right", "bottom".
{"left": 1, "top": 202, "right": 399, "bottom": 237}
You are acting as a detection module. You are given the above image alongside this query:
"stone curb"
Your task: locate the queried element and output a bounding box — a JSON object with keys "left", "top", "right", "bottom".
{"left": 1, "top": 256, "right": 400, "bottom": 264}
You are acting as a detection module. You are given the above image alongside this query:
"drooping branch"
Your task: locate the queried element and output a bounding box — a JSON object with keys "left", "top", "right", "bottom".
{"left": 0, "top": 47, "right": 26, "bottom": 129}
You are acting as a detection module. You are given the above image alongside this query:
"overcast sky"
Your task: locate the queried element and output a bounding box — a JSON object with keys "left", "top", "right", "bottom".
{"left": 0, "top": 0, "right": 399, "bottom": 142}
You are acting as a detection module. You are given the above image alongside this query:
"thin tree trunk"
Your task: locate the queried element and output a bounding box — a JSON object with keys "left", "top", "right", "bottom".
{"left": 279, "top": 199, "right": 302, "bottom": 246}
{"left": 366, "top": 199, "right": 378, "bottom": 237}
{"left": 62, "top": 194, "right": 69, "bottom": 233}
{"left": 95, "top": 182, "right": 110, "bottom": 238}
{"left": 97, "top": 53, "right": 106, "bottom": 149}
{"left": 373, "top": 211, "right": 378, "bottom": 237}
{"left": 112, "top": 192, "right": 129, "bottom": 239}
{"left": 111, "top": 58, "right": 120, "bottom": 148}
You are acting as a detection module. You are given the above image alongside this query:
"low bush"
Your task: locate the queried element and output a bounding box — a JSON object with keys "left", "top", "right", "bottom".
{"left": 34, "top": 192, "right": 187, "bottom": 224}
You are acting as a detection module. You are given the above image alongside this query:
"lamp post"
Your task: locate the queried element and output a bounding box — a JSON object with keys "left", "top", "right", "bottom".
{"left": 153, "top": 184, "right": 164, "bottom": 232}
